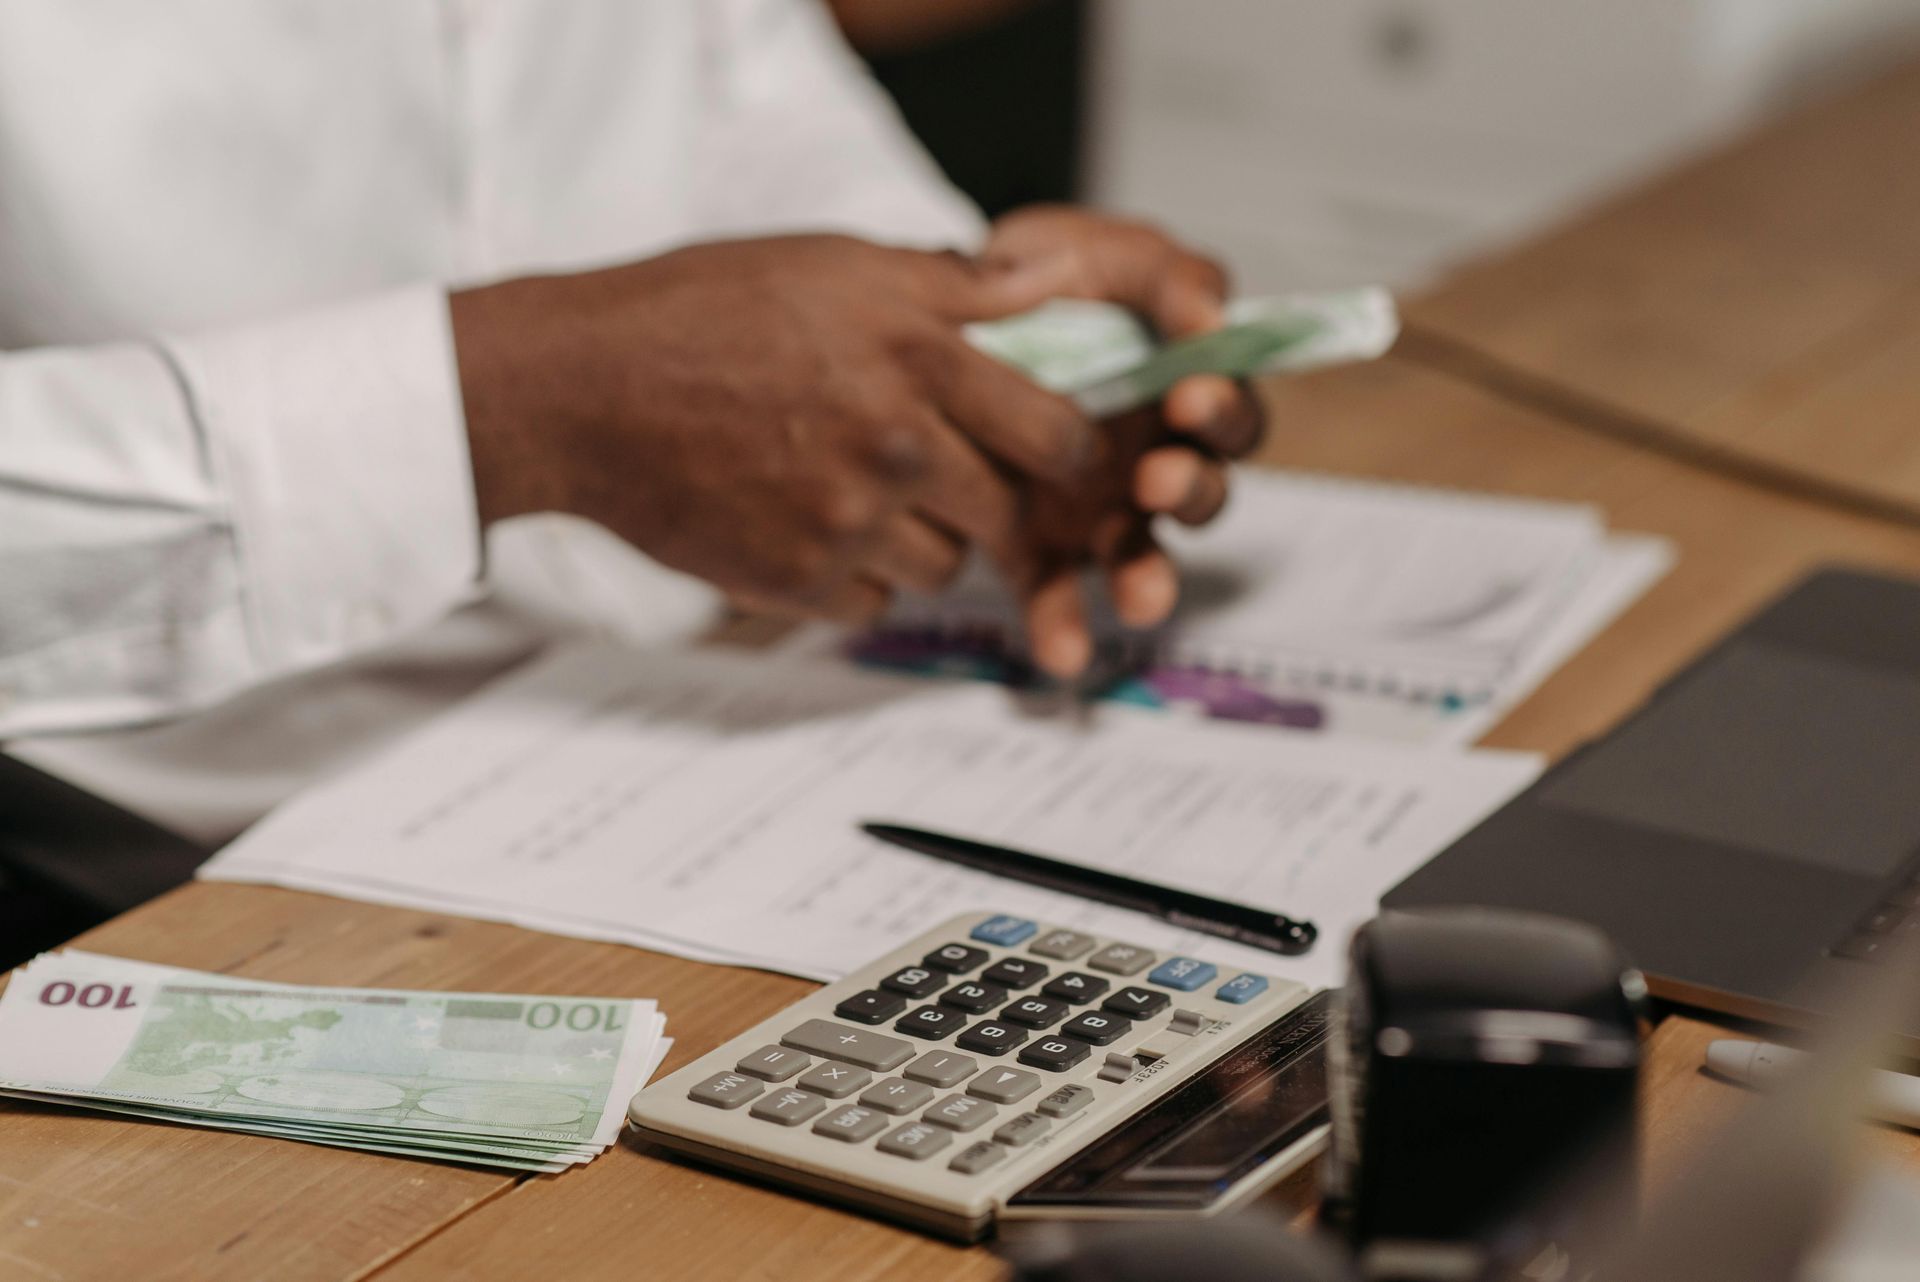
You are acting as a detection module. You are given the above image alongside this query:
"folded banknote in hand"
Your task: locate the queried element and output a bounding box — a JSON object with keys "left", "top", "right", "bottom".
{"left": 967, "top": 286, "right": 1399, "bottom": 418}
{"left": 0, "top": 951, "right": 669, "bottom": 1172}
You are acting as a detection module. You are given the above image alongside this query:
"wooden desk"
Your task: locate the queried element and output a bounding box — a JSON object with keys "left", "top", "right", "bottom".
{"left": 9, "top": 353, "right": 1920, "bottom": 1281}
{"left": 1405, "top": 52, "right": 1920, "bottom": 524}
{"left": 15, "top": 53, "right": 1920, "bottom": 1280}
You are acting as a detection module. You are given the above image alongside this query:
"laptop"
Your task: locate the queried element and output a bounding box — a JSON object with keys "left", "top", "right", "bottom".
{"left": 1384, "top": 567, "right": 1920, "bottom": 1047}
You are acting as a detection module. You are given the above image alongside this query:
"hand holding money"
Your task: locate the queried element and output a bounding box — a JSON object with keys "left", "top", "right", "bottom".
{"left": 0, "top": 951, "right": 669, "bottom": 1171}
{"left": 960, "top": 209, "right": 1398, "bottom": 675}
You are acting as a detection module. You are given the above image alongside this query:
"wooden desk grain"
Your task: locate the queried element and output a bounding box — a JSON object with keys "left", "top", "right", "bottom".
{"left": 1405, "top": 53, "right": 1920, "bottom": 523}
{"left": 10, "top": 357, "right": 1920, "bottom": 1281}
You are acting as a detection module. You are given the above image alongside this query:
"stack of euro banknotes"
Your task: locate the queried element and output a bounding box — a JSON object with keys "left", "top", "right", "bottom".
{"left": 0, "top": 951, "right": 668, "bottom": 1172}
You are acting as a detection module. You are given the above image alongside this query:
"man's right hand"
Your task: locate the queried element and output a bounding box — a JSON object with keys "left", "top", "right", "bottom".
{"left": 450, "top": 234, "right": 1097, "bottom": 623}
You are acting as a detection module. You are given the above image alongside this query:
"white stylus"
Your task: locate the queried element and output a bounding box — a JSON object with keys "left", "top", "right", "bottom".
{"left": 1705, "top": 1038, "right": 1920, "bottom": 1131}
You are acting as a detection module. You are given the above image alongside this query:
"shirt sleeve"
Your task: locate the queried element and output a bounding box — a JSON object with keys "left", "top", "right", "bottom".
{"left": 0, "top": 285, "right": 481, "bottom": 737}
{"left": 691, "top": 0, "right": 988, "bottom": 251}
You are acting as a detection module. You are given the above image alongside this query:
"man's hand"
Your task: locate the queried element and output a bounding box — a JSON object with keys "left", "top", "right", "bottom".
{"left": 451, "top": 235, "right": 1099, "bottom": 624}
{"left": 980, "top": 207, "right": 1270, "bottom": 676}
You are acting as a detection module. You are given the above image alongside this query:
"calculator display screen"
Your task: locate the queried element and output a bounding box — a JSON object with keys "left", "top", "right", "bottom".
{"left": 1009, "top": 991, "right": 1332, "bottom": 1212}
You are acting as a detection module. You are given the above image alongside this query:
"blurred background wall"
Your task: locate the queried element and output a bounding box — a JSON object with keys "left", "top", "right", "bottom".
{"left": 836, "top": 0, "right": 1920, "bottom": 291}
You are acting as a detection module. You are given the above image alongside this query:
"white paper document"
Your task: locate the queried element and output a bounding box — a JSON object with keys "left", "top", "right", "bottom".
{"left": 205, "top": 645, "right": 1541, "bottom": 990}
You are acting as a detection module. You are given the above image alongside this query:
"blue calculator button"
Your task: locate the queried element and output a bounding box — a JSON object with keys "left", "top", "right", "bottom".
{"left": 1146, "top": 958, "right": 1217, "bottom": 991}
{"left": 1214, "top": 973, "right": 1269, "bottom": 1004}
{"left": 970, "top": 916, "right": 1039, "bottom": 947}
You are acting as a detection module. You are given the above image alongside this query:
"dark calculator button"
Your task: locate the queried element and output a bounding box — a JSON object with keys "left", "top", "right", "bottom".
{"left": 834, "top": 989, "right": 907, "bottom": 1025}
{"left": 881, "top": 966, "right": 946, "bottom": 998}
{"left": 1042, "top": 971, "right": 1110, "bottom": 1004}
{"left": 896, "top": 1005, "right": 971, "bottom": 1040}
{"left": 1018, "top": 1036, "right": 1091, "bottom": 1073}
{"left": 1103, "top": 986, "right": 1170, "bottom": 1020}
{"left": 1060, "top": 1010, "right": 1131, "bottom": 1045}
{"left": 957, "top": 1020, "right": 1029, "bottom": 1056}
{"left": 1000, "top": 997, "right": 1069, "bottom": 1029}
{"left": 981, "top": 957, "right": 1049, "bottom": 989}
{"left": 939, "top": 981, "right": 1008, "bottom": 1014}
{"left": 924, "top": 943, "right": 990, "bottom": 973}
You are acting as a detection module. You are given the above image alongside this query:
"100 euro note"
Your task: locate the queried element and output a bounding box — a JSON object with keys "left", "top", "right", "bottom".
{"left": 967, "top": 286, "right": 1398, "bottom": 417}
{"left": 0, "top": 951, "right": 668, "bottom": 1171}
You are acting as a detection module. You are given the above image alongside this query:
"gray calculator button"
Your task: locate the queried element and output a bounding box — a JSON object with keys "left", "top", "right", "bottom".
{"left": 735, "top": 1045, "right": 810, "bottom": 1081}
{"left": 1037, "top": 1083, "right": 1095, "bottom": 1118}
{"left": 878, "top": 1120, "right": 953, "bottom": 1160}
{"left": 813, "top": 1105, "right": 889, "bottom": 1143}
{"left": 1099, "top": 1051, "right": 1138, "bottom": 1083}
{"left": 1087, "top": 943, "right": 1156, "bottom": 976}
{"left": 924, "top": 1094, "right": 998, "bottom": 1132}
{"left": 780, "top": 1019, "right": 913, "bottom": 1071}
{"left": 949, "top": 1141, "right": 1009, "bottom": 1175}
{"left": 903, "top": 1050, "right": 977, "bottom": 1088}
{"left": 860, "top": 1078, "right": 935, "bottom": 1115}
{"left": 993, "top": 1112, "right": 1051, "bottom": 1147}
{"left": 1029, "top": 929, "right": 1097, "bottom": 960}
{"left": 797, "top": 1061, "right": 872, "bottom": 1098}
{"left": 688, "top": 1071, "right": 765, "bottom": 1109}
{"left": 966, "top": 1066, "right": 1042, "bottom": 1105}
{"left": 749, "top": 1087, "right": 828, "bottom": 1126}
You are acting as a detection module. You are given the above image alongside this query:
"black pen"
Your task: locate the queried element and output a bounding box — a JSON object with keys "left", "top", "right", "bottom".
{"left": 860, "top": 821, "right": 1317, "bottom": 957}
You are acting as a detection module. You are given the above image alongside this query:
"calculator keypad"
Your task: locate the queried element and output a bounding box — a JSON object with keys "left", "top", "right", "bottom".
{"left": 648, "top": 913, "right": 1301, "bottom": 1233}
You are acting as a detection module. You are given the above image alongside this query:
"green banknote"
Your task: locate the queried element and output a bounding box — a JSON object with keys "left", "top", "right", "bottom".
{"left": 0, "top": 952, "right": 666, "bottom": 1169}
{"left": 967, "top": 286, "right": 1398, "bottom": 417}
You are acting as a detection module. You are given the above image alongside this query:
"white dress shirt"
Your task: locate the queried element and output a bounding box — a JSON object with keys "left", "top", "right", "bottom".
{"left": 0, "top": 0, "right": 979, "bottom": 841}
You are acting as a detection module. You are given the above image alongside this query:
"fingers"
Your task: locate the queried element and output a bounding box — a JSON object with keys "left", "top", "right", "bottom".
{"left": 1147, "top": 251, "right": 1230, "bottom": 339}
{"left": 900, "top": 248, "right": 1084, "bottom": 324}
{"left": 906, "top": 332, "right": 1101, "bottom": 486}
{"left": 863, "top": 512, "right": 966, "bottom": 595}
{"left": 982, "top": 209, "right": 1231, "bottom": 340}
{"left": 1134, "top": 447, "right": 1230, "bottom": 527}
{"left": 897, "top": 411, "right": 1024, "bottom": 562}
{"left": 1087, "top": 512, "right": 1179, "bottom": 630}
{"left": 1022, "top": 569, "right": 1093, "bottom": 679}
{"left": 1164, "top": 374, "right": 1267, "bottom": 458}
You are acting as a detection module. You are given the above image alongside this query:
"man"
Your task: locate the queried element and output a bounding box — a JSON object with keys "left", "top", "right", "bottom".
{"left": 0, "top": 0, "right": 1261, "bottom": 845}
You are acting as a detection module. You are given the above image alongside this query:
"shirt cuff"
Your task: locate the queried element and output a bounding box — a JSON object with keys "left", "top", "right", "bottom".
{"left": 165, "top": 286, "right": 483, "bottom": 672}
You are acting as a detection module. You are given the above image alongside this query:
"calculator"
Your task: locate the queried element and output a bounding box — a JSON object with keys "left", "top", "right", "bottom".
{"left": 628, "top": 913, "right": 1334, "bottom": 1241}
